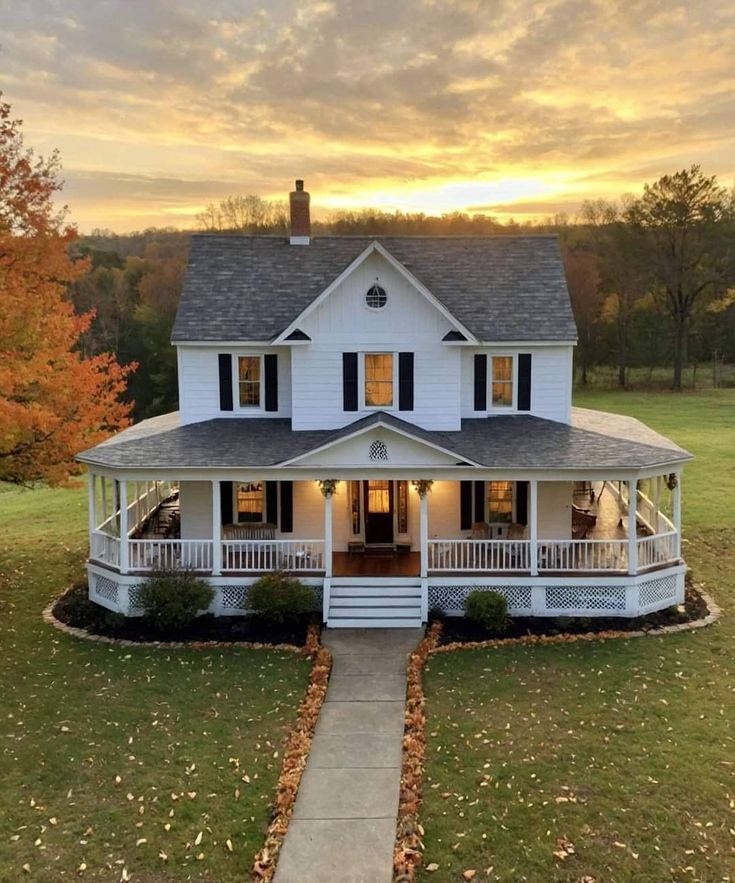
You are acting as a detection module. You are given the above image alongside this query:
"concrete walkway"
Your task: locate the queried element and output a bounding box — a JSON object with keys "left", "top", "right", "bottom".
{"left": 274, "top": 628, "right": 423, "bottom": 883}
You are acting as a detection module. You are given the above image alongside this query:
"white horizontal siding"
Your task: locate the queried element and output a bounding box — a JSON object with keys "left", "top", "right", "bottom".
{"left": 292, "top": 251, "right": 460, "bottom": 431}
{"left": 177, "top": 346, "right": 292, "bottom": 425}
{"left": 460, "top": 345, "right": 572, "bottom": 423}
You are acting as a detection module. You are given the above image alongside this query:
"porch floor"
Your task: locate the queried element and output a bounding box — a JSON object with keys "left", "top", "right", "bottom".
{"left": 333, "top": 551, "right": 420, "bottom": 578}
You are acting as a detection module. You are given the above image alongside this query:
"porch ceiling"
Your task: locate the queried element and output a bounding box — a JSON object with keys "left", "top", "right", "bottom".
{"left": 76, "top": 409, "right": 691, "bottom": 474}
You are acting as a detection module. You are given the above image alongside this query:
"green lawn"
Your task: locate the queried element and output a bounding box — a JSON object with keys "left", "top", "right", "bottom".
{"left": 0, "top": 483, "right": 310, "bottom": 882}
{"left": 419, "top": 389, "right": 735, "bottom": 882}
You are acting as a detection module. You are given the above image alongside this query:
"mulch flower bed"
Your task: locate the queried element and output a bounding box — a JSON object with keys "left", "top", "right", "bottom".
{"left": 53, "top": 582, "right": 318, "bottom": 647}
{"left": 435, "top": 579, "right": 708, "bottom": 647}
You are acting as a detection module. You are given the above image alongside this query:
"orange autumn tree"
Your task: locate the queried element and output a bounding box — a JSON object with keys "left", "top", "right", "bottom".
{"left": 0, "top": 96, "right": 134, "bottom": 485}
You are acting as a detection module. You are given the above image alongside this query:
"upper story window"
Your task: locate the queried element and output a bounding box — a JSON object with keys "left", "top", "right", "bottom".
{"left": 237, "top": 355, "right": 262, "bottom": 407}
{"left": 487, "top": 480, "right": 513, "bottom": 522}
{"left": 491, "top": 356, "right": 514, "bottom": 408}
{"left": 237, "top": 481, "right": 263, "bottom": 522}
{"left": 364, "top": 353, "right": 394, "bottom": 407}
{"left": 366, "top": 283, "right": 388, "bottom": 310}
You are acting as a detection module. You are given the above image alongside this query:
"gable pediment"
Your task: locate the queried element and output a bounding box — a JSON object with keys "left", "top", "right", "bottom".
{"left": 280, "top": 420, "right": 473, "bottom": 468}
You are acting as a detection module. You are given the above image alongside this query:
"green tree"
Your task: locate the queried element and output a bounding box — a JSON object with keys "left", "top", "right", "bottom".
{"left": 624, "top": 166, "right": 735, "bottom": 390}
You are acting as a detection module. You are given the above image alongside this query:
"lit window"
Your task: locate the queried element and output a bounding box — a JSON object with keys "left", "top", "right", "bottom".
{"left": 487, "top": 481, "right": 513, "bottom": 522}
{"left": 238, "top": 356, "right": 261, "bottom": 407}
{"left": 367, "top": 480, "right": 391, "bottom": 513}
{"left": 350, "top": 481, "right": 361, "bottom": 535}
{"left": 491, "top": 356, "right": 513, "bottom": 407}
{"left": 397, "top": 480, "right": 409, "bottom": 534}
{"left": 364, "top": 353, "right": 393, "bottom": 407}
{"left": 237, "top": 482, "right": 263, "bottom": 522}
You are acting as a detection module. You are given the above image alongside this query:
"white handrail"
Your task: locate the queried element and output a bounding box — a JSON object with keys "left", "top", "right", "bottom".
{"left": 128, "top": 539, "right": 213, "bottom": 572}
{"left": 222, "top": 540, "right": 325, "bottom": 572}
{"left": 538, "top": 538, "right": 628, "bottom": 572}
{"left": 637, "top": 530, "right": 678, "bottom": 569}
{"left": 428, "top": 539, "right": 530, "bottom": 572}
{"left": 91, "top": 530, "right": 120, "bottom": 566}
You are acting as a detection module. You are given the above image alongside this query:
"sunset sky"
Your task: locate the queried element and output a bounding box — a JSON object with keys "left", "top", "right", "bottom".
{"left": 1, "top": 0, "right": 734, "bottom": 233}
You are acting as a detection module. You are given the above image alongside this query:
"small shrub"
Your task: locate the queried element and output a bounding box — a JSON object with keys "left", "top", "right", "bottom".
{"left": 464, "top": 590, "right": 508, "bottom": 634}
{"left": 137, "top": 570, "right": 214, "bottom": 634}
{"left": 428, "top": 605, "right": 447, "bottom": 623}
{"left": 248, "top": 571, "right": 315, "bottom": 625}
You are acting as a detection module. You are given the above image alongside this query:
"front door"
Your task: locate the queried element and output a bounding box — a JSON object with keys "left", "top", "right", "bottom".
{"left": 364, "top": 480, "right": 394, "bottom": 545}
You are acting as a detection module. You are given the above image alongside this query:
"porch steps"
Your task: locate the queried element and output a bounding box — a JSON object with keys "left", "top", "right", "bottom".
{"left": 327, "top": 579, "right": 423, "bottom": 628}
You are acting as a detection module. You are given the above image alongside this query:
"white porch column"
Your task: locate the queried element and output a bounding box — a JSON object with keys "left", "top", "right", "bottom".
{"left": 119, "top": 479, "right": 129, "bottom": 574}
{"left": 653, "top": 475, "right": 662, "bottom": 533}
{"left": 87, "top": 471, "right": 97, "bottom": 539}
{"left": 319, "top": 480, "right": 337, "bottom": 579}
{"left": 211, "top": 480, "right": 222, "bottom": 575}
{"left": 101, "top": 477, "right": 108, "bottom": 523}
{"left": 673, "top": 473, "right": 682, "bottom": 558}
{"left": 529, "top": 479, "right": 538, "bottom": 576}
{"left": 419, "top": 491, "right": 429, "bottom": 579}
{"left": 627, "top": 477, "right": 638, "bottom": 575}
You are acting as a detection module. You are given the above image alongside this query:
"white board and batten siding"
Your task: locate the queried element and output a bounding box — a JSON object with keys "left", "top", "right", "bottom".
{"left": 459, "top": 345, "right": 573, "bottom": 423}
{"left": 177, "top": 346, "right": 292, "bottom": 425}
{"left": 291, "top": 251, "right": 460, "bottom": 431}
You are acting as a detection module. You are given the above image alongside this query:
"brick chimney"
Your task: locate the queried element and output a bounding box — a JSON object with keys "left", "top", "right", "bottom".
{"left": 289, "top": 179, "right": 311, "bottom": 244}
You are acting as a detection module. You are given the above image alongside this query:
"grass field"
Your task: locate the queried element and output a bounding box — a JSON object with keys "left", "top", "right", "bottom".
{"left": 0, "top": 484, "right": 310, "bottom": 881}
{"left": 419, "top": 389, "right": 735, "bottom": 882}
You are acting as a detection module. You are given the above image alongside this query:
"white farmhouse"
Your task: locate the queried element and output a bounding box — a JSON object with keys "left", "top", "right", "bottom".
{"left": 77, "top": 181, "right": 691, "bottom": 627}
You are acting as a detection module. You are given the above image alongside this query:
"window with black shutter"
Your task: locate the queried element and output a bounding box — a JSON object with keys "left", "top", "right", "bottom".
{"left": 279, "top": 482, "right": 293, "bottom": 533}
{"left": 343, "top": 352, "right": 358, "bottom": 411}
{"left": 518, "top": 354, "right": 532, "bottom": 411}
{"left": 218, "top": 354, "right": 233, "bottom": 411}
{"left": 473, "top": 354, "right": 487, "bottom": 411}
{"left": 264, "top": 354, "right": 278, "bottom": 412}
{"left": 460, "top": 481, "right": 473, "bottom": 530}
{"left": 398, "top": 352, "right": 414, "bottom": 411}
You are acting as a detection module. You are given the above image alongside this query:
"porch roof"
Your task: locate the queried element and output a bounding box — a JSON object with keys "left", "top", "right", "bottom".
{"left": 77, "top": 409, "right": 691, "bottom": 472}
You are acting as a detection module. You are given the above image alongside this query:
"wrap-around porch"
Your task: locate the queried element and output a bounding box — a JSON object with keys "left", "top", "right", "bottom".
{"left": 87, "top": 474, "right": 682, "bottom": 579}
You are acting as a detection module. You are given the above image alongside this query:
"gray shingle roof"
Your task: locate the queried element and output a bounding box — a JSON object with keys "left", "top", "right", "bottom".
{"left": 77, "top": 410, "right": 690, "bottom": 471}
{"left": 171, "top": 235, "right": 577, "bottom": 343}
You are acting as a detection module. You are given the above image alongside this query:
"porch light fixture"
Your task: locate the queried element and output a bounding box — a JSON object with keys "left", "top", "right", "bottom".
{"left": 666, "top": 473, "right": 678, "bottom": 490}
{"left": 317, "top": 479, "right": 339, "bottom": 497}
{"left": 411, "top": 479, "right": 434, "bottom": 497}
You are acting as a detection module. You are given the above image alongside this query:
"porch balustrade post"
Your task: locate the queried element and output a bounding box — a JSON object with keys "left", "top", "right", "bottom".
{"left": 673, "top": 472, "right": 682, "bottom": 559}
{"left": 119, "top": 479, "right": 129, "bottom": 574}
{"left": 211, "top": 480, "right": 222, "bottom": 575}
{"left": 529, "top": 479, "right": 538, "bottom": 576}
{"left": 627, "top": 477, "right": 638, "bottom": 575}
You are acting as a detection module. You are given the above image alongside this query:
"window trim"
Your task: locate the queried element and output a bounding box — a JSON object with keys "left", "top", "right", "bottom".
{"left": 488, "top": 353, "right": 517, "bottom": 412}
{"left": 360, "top": 351, "right": 397, "bottom": 411}
{"left": 233, "top": 354, "right": 264, "bottom": 411}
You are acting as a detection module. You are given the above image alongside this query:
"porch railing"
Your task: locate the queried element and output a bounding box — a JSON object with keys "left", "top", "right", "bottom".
{"left": 538, "top": 539, "right": 629, "bottom": 572}
{"left": 222, "top": 540, "right": 325, "bottom": 572}
{"left": 91, "top": 530, "right": 120, "bottom": 567}
{"left": 637, "top": 530, "right": 678, "bottom": 569}
{"left": 128, "top": 539, "right": 213, "bottom": 572}
{"left": 428, "top": 539, "right": 531, "bottom": 572}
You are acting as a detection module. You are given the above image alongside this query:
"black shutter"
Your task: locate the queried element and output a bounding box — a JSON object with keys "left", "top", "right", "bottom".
{"left": 460, "top": 481, "right": 473, "bottom": 530}
{"left": 518, "top": 354, "right": 532, "bottom": 411}
{"left": 264, "top": 354, "right": 278, "bottom": 412}
{"left": 218, "top": 354, "right": 233, "bottom": 411}
{"left": 280, "top": 481, "right": 293, "bottom": 533}
{"left": 343, "top": 352, "right": 358, "bottom": 411}
{"left": 220, "top": 481, "right": 233, "bottom": 525}
{"left": 474, "top": 481, "right": 485, "bottom": 523}
{"left": 265, "top": 481, "right": 278, "bottom": 524}
{"left": 398, "top": 352, "right": 414, "bottom": 411}
{"left": 516, "top": 481, "right": 529, "bottom": 525}
{"left": 473, "top": 354, "right": 487, "bottom": 411}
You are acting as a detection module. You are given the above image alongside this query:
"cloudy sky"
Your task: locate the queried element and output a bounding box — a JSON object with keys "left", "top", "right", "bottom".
{"left": 1, "top": 0, "right": 734, "bottom": 232}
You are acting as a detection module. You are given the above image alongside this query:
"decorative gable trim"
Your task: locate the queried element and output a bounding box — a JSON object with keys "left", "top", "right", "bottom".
{"left": 276, "top": 416, "right": 482, "bottom": 468}
{"left": 272, "top": 241, "right": 478, "bottom": 344}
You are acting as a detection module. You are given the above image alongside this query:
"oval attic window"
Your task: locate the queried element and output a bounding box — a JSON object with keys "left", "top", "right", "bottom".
{"left": 366, "top": 283, "right": 387, "bottom": 310}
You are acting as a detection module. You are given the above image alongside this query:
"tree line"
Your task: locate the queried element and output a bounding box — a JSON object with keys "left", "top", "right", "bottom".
{"left": 75, "top": 166, "right": 735, "bottom": 426}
